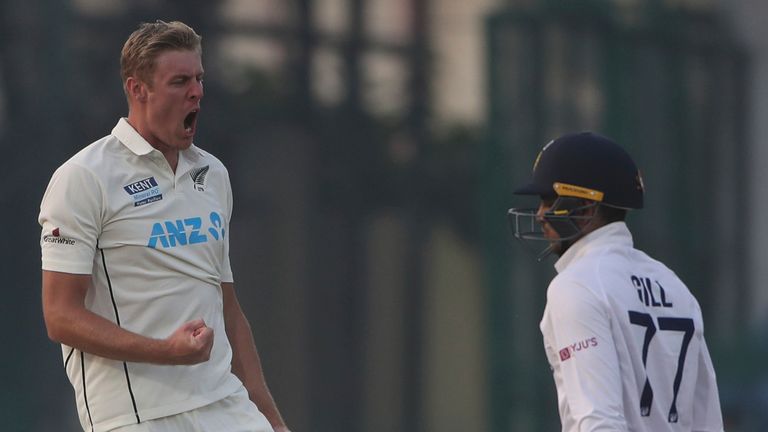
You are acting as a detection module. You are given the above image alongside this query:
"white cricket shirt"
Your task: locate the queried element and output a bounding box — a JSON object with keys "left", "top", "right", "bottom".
{"left": 540, "top": 222, "right": 724, "bottom": 432}
{"left": 39, "top": 118, "right": 243, "bottom": 431}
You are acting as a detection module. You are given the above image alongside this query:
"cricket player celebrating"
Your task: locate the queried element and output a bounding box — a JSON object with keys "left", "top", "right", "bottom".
{"left": 508, "top": 132, "right": 724, "bottom": 431}
{"left": 39, "top": 21, "right": 289, "bottom": 432}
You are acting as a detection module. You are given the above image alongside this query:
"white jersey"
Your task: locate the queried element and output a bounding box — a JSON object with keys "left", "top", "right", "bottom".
{"left": 540, "top": 222, "right": 723, "bottom": 432}
{"left": 39, "top": 119, "right": 243, "bottom": 432}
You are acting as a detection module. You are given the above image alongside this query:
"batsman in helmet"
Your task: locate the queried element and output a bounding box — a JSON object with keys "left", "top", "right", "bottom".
{"left": 508, "top": 132, "right": 724, "bottom": 431}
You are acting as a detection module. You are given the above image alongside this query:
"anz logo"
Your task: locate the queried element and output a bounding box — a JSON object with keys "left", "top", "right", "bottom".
{"left": 147, "top": 212, "right": 225, "bottom": 249}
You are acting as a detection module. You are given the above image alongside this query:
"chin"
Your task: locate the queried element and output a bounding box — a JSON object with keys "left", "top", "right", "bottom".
{"left": 177, "top": 137, "right": 194, "bottom": 149}
{"left": 545, "top": 237, "right": 565, "bottom": 255}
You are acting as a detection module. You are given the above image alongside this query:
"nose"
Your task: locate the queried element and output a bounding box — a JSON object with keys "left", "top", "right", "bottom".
{"left": 189, "top": 80, "right": 204, "bottom": 101}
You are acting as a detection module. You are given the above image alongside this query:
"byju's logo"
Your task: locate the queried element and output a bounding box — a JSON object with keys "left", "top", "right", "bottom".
{"left": 558, "top": 337, "right": 598, "bottom": 362}
{"left": 147, "top": 212, "right": 226, "bottom": 249}
{"left": 124, "top": 177, "right": 163, "bottom": 207}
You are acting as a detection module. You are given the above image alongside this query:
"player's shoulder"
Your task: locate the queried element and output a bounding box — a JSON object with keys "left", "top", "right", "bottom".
{"left": 551, "top": 242, "right": 636, "bottom": 300}
{"left": 546, "top": 271, "right": 607, "bottom": 319}
{"left": 52, "top": 134, "right": 122, "bottom": 181}
{"left": 557, "top": 243, "right": 624, "bottom": 283}
{"left": 628, "top": 247, "right": 689, "bottom": 286}
{"left": 603, "top": 245, "right": 702, "bottom": 314}
{"left": 548, "top": 265, "right": 598, "bottom": 303}
{"left": 188, "top": 144, "right": 229, "bottom": 173}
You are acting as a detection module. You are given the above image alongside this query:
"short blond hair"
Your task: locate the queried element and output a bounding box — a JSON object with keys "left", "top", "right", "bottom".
{"left": 120, "top": 20, "right": 202, "bottom": 89}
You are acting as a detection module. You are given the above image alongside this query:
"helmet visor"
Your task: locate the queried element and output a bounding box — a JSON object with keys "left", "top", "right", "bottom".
{"left": 507, "top": 198, "right": 599, "bottom": 260}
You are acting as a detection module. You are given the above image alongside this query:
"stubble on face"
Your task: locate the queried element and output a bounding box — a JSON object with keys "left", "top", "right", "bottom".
{"left": 141, "top": 50, "right": 204, "bottom": 155}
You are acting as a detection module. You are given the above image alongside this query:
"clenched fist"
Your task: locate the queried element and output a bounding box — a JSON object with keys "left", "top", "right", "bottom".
{"left": 163, "top": 318, "right": 214, "bottom": 365}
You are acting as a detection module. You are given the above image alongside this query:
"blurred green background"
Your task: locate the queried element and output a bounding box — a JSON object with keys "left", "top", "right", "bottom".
{"left": 1, "top": 0, "right": 765, "bottom": 430}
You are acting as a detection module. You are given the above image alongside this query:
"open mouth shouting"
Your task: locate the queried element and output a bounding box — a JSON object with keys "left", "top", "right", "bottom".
{"left": 183, "top": 109, "right": 199, "bottom": 136}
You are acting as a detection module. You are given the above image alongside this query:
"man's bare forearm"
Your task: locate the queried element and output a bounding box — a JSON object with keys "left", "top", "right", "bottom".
{"left": 43, "top": 270, "right": 213, "bottom": 365}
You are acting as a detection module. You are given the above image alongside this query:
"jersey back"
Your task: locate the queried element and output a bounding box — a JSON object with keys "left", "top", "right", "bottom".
{"left": 540, "top": 223, "right": 723, "bottom": 432}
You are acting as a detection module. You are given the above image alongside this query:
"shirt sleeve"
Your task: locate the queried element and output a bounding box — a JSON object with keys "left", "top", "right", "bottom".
{"left": 546, "top": 276, "right": 629, "bottom": 431}
{"left": 692, "top": 338, "right": 725, "bottom": 432}
{"left": 39, "top": 162, "right": 103, "bottom": 274}
{"left": 220, "top": 165, "right": 234, "bottom": 283}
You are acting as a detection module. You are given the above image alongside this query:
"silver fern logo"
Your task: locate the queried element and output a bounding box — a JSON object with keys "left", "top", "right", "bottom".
{"left": 190, "top": 165, "right": 210, "bottom": 191}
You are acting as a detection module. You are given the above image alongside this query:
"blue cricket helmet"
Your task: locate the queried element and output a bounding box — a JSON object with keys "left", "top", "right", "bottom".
{"left": 514, "top": 132, "right": 644, "bottom": 209}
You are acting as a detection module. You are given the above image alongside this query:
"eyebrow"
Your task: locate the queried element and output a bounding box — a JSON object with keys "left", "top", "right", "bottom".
{"left": 169, "top": 71, "right": 204, "bottom": 82}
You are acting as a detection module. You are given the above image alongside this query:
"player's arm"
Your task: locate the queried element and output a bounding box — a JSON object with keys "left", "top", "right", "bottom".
{"left": 42, "top": 270, "right": 213, "bottom": 365}
{"left": 546, "top": 278, "right": 628, "bottom": 430}
{"left": 222, "top": 282, "right": 289, "bottom": 432}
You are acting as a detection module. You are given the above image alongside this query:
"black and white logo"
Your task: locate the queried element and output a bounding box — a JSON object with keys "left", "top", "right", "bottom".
{"left": 190, "top": 165, "right": 210, "bottom": 192}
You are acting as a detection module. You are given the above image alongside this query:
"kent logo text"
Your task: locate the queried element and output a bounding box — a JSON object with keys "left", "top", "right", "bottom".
{"left": 124, "top": 176, "right": 163, "bottom": 207}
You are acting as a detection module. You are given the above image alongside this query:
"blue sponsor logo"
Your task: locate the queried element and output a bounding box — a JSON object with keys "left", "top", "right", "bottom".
{"left": 147, "top": 212, "right": 226, "bottom": 249}
{"left": 124, "top": 177, "right": 163, "bottom": 207}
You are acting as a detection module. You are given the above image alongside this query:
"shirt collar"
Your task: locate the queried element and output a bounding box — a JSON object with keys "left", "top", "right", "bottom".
{"left": 112, "top": 118, "right": 154, "bottom": 156}
{"left": 554, "top": 221, "right": 633, "bottom": 273}
{"left": 111, "top": 117, "right": 203, "bottom": 164}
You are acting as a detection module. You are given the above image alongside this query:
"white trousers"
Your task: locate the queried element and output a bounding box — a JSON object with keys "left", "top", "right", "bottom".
{"left": 110, "top": 387, "right": 273, "bottom": 432}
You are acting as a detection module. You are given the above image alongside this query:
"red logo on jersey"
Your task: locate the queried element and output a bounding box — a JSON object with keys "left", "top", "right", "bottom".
{"left": 558, "top": 337, "right": 598, "bottom": 362}
{"left": 43, "top": 227, "right": 76, "bottom": 246}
